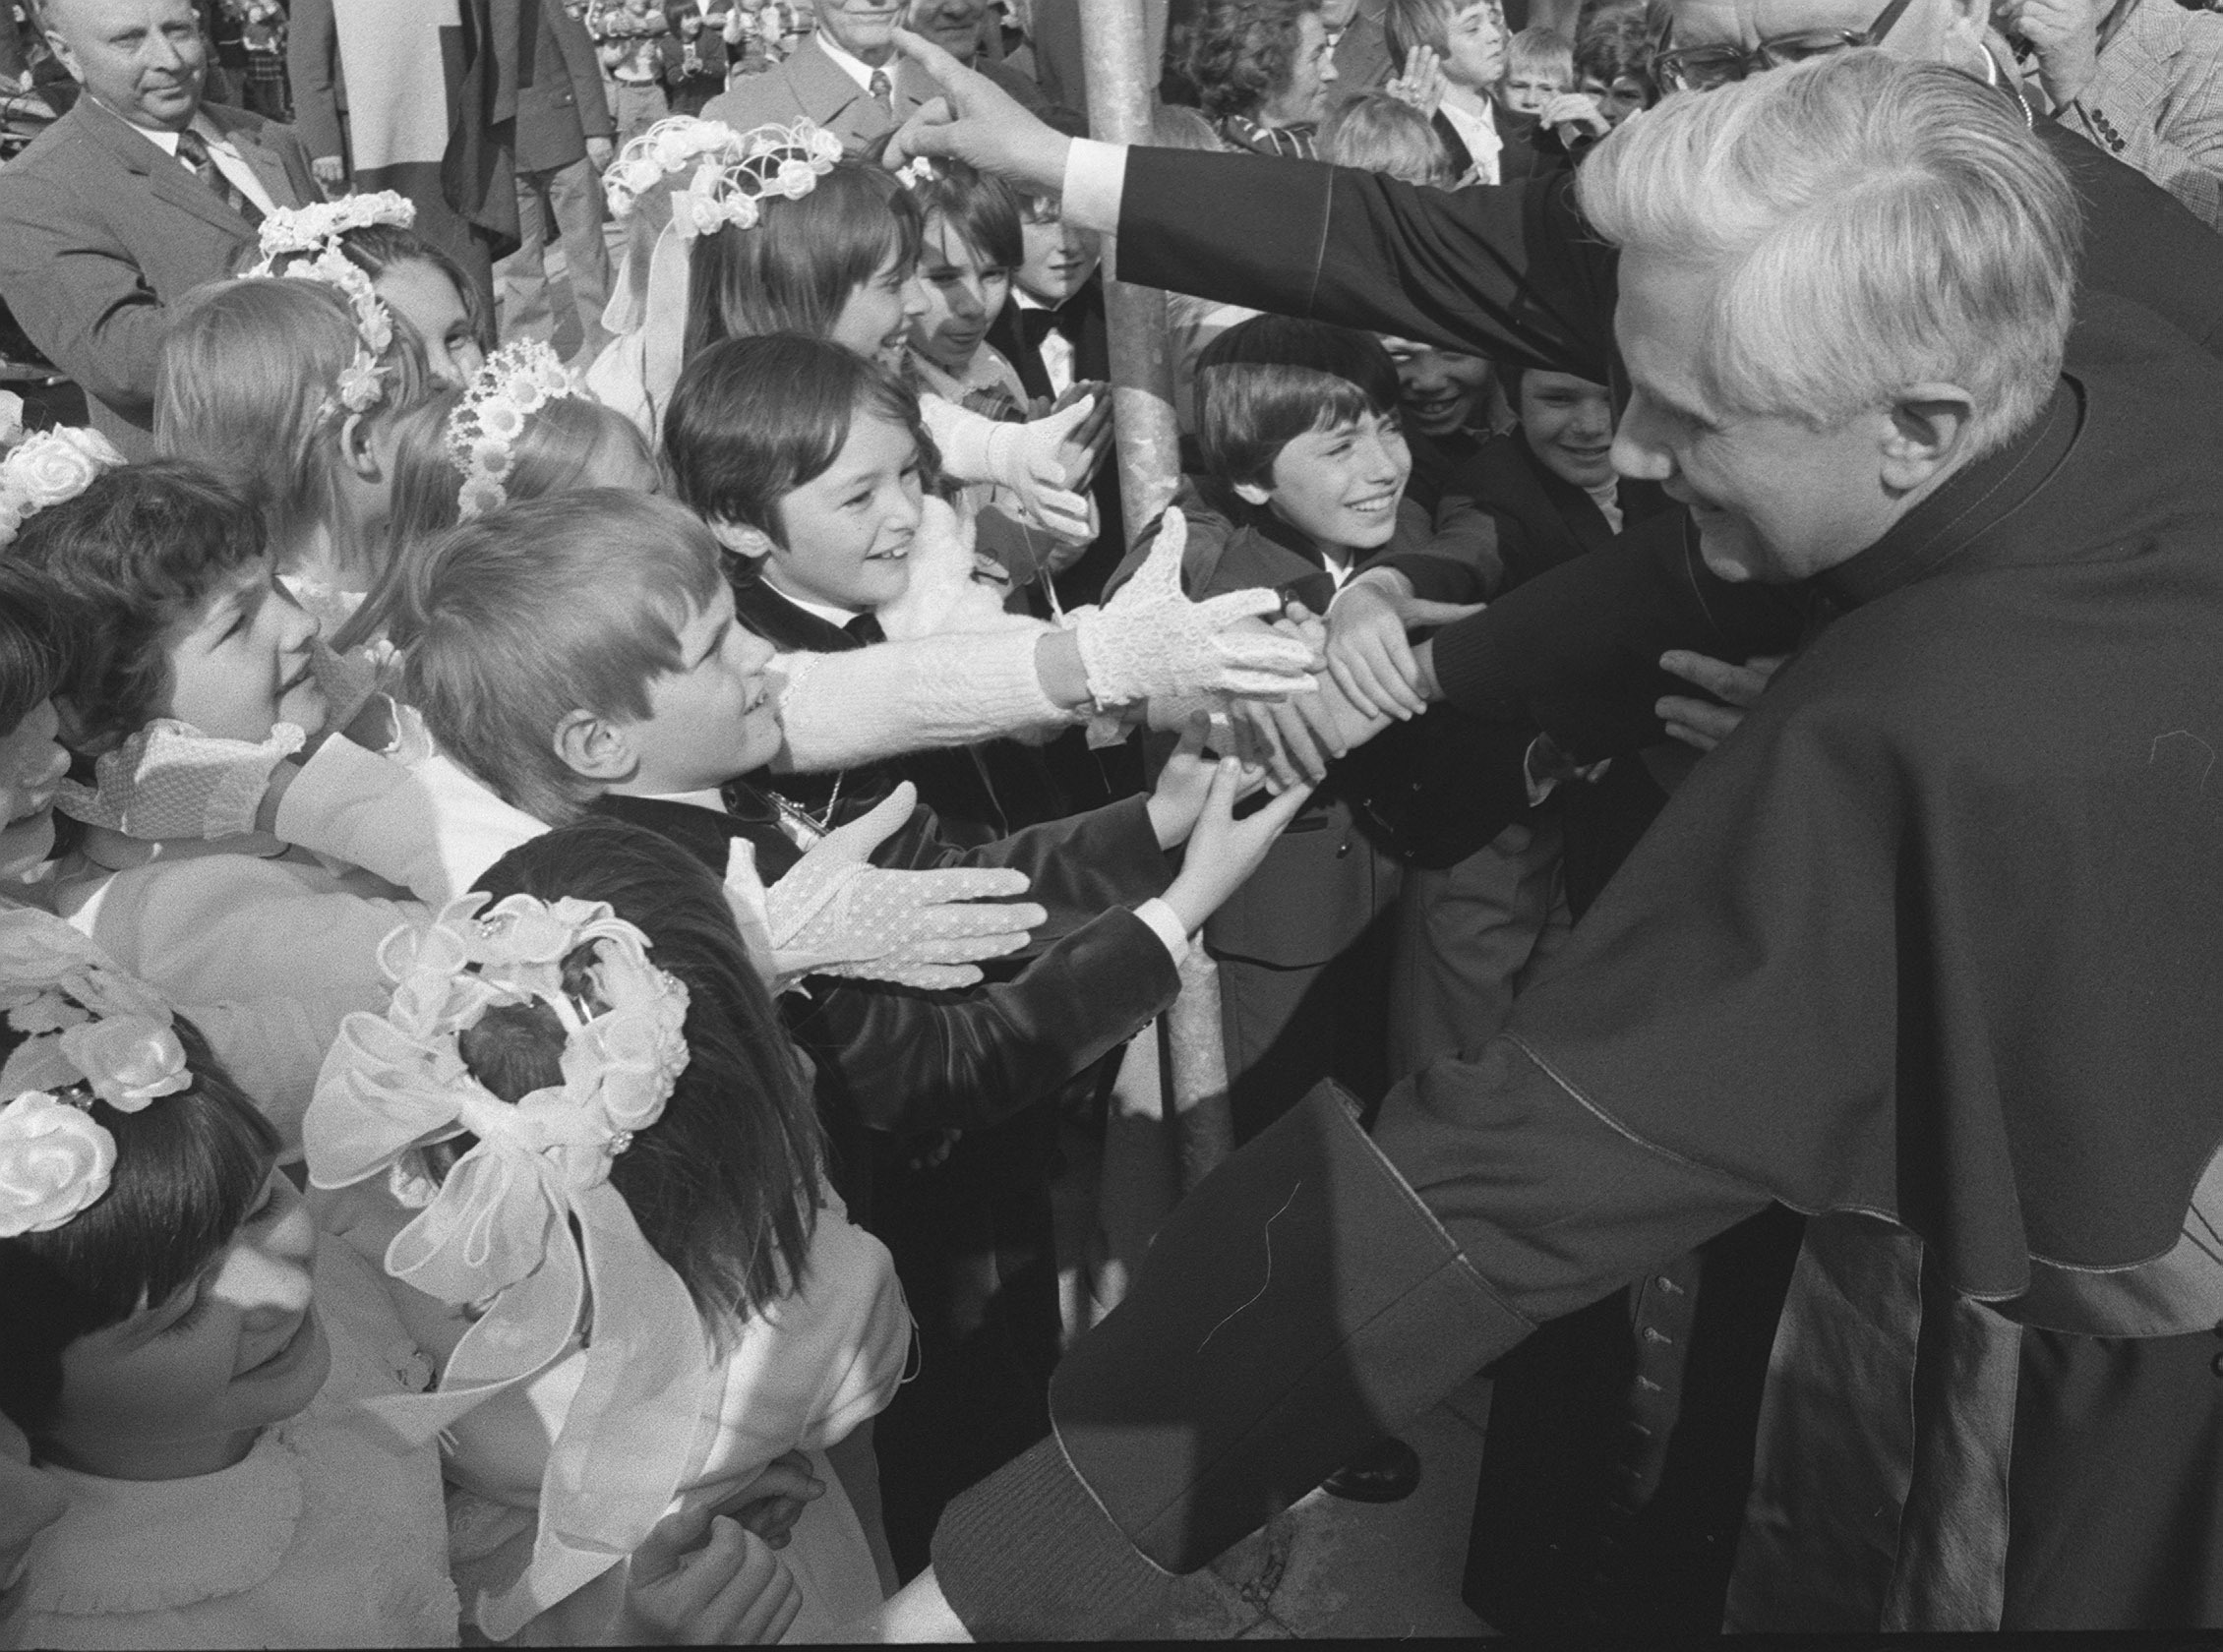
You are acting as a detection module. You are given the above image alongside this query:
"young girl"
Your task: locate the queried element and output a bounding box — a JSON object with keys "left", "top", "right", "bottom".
{"left": 154, "top": 277, "right": 437, "bottom": 642}
{"left": 307, "top": 822, "right": 913, "bottom": 1641}
{"left": 0, "top": 915, "right": 799, "bottom": 1646}
{"left": 589, "top": 117, "right": 1105, "bottom": 545}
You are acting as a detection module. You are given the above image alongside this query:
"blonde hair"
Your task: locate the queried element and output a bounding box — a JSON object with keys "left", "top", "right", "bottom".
{"left": 1504, "top": 26, "right": 1573, "bottom": 88}
{"left": 1320, "top": 91, "right": 1455, "bottom": 185}
{"left": 1578, "top": 51, "right": 2077, "bottom": 453}
{"left": 153, "top": 279, "right": 435, "bottom": 588}
{"left": 339, "top": 390, "right": 658, "bottom": 654}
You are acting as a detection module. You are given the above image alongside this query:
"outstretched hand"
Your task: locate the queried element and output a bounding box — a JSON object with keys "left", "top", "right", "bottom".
{"left": 1654, "top": 649, "right": 1787, "bottom": 752}
{"left": 885, "top": 30, "right": 1075, "bottom": 194}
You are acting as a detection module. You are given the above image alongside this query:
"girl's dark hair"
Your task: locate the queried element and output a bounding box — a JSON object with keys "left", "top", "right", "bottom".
{"left": 0, "top": 1017, "right": 280, "bottom": 1440}
{"left": 663, "top": 333, "right": 940, "bottom": 544}
{"left": 1574, "top": 7, "right": 1655, "bottom": 96}
{"left": 0, "top": 560, "right": 68, "bottom": 735}
{"left": 7, "top": 462, "right": 270, "bottom": 750}
{"left": 909, "top": 157, "right": 1025, "bottom": 273}
{"left": 331, "top": 221, "right": 494, "bottom": 353}
{"left": 1195, "top": 316, "right": 1403, "bottom": 487}
{"left": 681, "top": 158, "right": 925, "bottom": 365}
{"left": 1179, "top": 0, "right": 1324, "bottom": 121}
{"left": 463, "top": 821, "right": 825, "bottom": 1326}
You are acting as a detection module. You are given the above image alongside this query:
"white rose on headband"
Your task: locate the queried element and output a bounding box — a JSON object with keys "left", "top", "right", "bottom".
{"left": 0, "top": 1092, "right": 116, "bottom": 1237}
{"left": 9, "top": 428, "right": 122, "bottom": 509}
{"left": 58, "top": 1015, "right": 191, "bottom": 1112}
{"left": 775, "top": 157, "right": 816, "bottom": 199}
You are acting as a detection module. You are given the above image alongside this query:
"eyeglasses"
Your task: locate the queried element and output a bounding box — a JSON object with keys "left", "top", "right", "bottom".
{"left": 1651, "top": 0, "right": 1916, "bottom": 92}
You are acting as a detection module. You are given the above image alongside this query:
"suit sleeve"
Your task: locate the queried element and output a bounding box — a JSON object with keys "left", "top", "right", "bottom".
{"left": 0, "top": 170, "right": 175, "bottom": 424}
{"left": 879, "top": 794, "right": 1176, "bottom": 944}
{"left": 285, "top": 0, "right": 344, "bottom": 160}
{"left": 1115, "top": 146, "right": 1617, "bottom": 382}
{"left": 550, "top": 2, "right": 616, "bottom": 139}
{"left": 931, "top": 1067, "right": 1772, "bottom": 1637}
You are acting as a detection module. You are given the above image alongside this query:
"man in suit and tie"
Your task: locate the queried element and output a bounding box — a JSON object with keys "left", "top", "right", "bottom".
{"left": 0, "top": 0, "right": 318, "bottom": 455}
{"left": 701, "top": 0, "right": 936, "bottom": 148}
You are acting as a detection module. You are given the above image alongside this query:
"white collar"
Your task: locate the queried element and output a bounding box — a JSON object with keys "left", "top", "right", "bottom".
{"left": 638, "top": 786, "right": 730, "bottom": 812}
{"left": 812, "top": 30, "right": 895, "bottom": 94}
{"left": 124, "top": 108, "right": 221, "bottom": 157}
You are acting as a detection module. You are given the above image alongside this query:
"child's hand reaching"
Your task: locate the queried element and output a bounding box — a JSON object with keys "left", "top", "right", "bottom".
{"left": 55, "top": 718, "right": 306, "bottom": 842}
{"left": 987, "top": 394, "right": 1105, "bottom": 540}
{"left": 1161, "top": 758, "right": 1316, "bottom": 936}
{"left": 1146, "top": 716, "right": 1264, "bottom": 849}
{"left": 709, "top": 1448, "right": 824, "bottom": 1551}
{"left": 626, "top": 1512, "right": 801, "bottom": 1644}
{"left": 766, "top": 781, "right": 1050, "bottom": 987}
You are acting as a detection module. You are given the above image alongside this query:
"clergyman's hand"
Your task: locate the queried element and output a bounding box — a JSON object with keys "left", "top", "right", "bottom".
{"left": 885, "top": 29, "right": 1073, "bottom": 194}
{"left": 1654, "top": 649, "right": 1787, "bottom": 752}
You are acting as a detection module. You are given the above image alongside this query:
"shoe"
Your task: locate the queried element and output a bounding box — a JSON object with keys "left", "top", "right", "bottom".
{"left": 1319, "top": 1435, "right": 1420, "bottom": 1504}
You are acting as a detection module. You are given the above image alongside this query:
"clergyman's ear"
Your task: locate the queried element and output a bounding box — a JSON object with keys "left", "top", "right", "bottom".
{"left": 552, "top": 709, "right": 636, "bottom": 785}
{"left": 1880, "top": 383, "right": 1977, "bottom": 496}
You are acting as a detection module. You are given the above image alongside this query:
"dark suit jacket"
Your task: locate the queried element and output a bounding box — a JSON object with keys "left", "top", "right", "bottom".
{"left": 517, "top": 2, "right": 614, "bottom": 171}
{"left": 0, "top": 95, "right": 317, "bottom": 450}
{"left": 591, "top": 788, "right": 1179, "bottom": 1219}
{"left": 700, "top": 32, "right": 934, "bottom": 149}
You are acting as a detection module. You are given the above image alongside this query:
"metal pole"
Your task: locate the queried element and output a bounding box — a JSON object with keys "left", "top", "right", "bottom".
{"left": 1077, "top": 0, "right": 1235, "bottom": 1201}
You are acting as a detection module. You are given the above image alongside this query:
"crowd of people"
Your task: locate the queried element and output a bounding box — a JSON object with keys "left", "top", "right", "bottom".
{"left": 3, "top": 0, "right": 2223, "bottom": 1643}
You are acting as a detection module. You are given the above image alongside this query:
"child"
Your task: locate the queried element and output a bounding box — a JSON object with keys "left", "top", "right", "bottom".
{"left": 901, "top": 158, "right": 1029, "bottom": 428}
{"left": 1319, "top": 89, "right": 1458, "bottom": 186}
{"left": 1573, "top": 6, "right": 1654, "bottom": 128}
{"left": 590, "top": 117, "right": 1106, "bottom": 553}
{"left": 0, "top": 916, "right": 796, "bottom": 1645}
{"left": 155, "top": 277, "right": 437, "bottom": 642}
{"left": 1500, "top": 24, "right": 1574, "bottom": 114}
{"left": 308, "top": 827, "right": 901, "bottom": 1639}
{"left": 590, "top": 0, "right": 673, "bottom": 144}
{"left": 660, "top": 0, "right": 735, "bottom": 115}
{"left": 1385, "top": 0, "right": 1520, "bottom": 183}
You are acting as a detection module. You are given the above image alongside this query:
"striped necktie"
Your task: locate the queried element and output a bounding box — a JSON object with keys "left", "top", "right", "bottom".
{"left": 175, "top": 128, "right": 264, "bottom": 227}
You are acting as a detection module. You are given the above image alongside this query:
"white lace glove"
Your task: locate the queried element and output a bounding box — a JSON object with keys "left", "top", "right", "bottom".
{"left": 982, "top": 395, "right": 1098, "bottom": 541}
{"left": 1067, "top": 506, "right": 1320, "bottom": 707}
{"left": 751, "top": 782, "right": 1049, "bottom": 988}
{"left": 54, "top": 719, "right": 306, "bottom": 841}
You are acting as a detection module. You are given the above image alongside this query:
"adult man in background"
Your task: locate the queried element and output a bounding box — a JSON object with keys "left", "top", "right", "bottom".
{"left": 498, "top": 0, "right": 615, "bottom": 363}
{"left": 704, "top": 0, "right": 935, "bottom": 148}
{"left": 0, "top": 0, "right": 316, "bottom": 454}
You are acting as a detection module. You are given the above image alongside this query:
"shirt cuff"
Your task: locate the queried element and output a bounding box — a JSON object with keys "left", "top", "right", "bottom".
{"left": 1132, "top": 896, "right": 1192, "bottom": 966}
{"left": 1061, "top": 138, "right": 1128, "bottom": 236}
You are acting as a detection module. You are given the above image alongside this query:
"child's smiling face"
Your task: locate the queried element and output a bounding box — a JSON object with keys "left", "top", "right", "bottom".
{"left": 829, "top": 250, "right": 932, "bottom": 374}
{"left": 1240, "top": 408, "right": 1412, "bottom": 555}
{"left": 758, "top": 408, "right": 924, "bottom": 615}
{"left": 611, "top": 582, "right": 786, "bottom": 795}
{"left": 156, "top": 558, "right": 329, "bottom": 745}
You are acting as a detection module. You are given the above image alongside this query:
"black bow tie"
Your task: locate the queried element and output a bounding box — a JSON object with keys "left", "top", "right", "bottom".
{"left": 843, "top": 612, "right": 885, "bottom": 645}
{"left": 1019, "top": 304, "right": 1078, "bottom": 353}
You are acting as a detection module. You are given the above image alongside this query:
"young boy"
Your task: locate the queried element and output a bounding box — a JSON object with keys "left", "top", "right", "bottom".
{"left": 1499, "top": 23, "right": 1574, "bottom": 115}
{"left": 1385, "top": 0, "right": 1531, "bottom": 183}
{"left": 401, "top": 485, "right": 1307, "bottom": 1565}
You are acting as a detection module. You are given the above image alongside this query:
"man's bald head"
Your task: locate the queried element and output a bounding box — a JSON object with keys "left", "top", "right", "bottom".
{"left": 39, "top": 0, "right": 206, "bottom": 132}
{"left": 1659, "top": 0, "right": 1990, "bottom": 70}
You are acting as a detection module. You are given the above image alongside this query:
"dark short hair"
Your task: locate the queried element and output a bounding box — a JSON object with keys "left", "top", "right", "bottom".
{"left": 1195, "top": 316, "right": 1403, "bottom": 487}
{"left": 0, "top": 1017, "right": 280, "bottom": 1440}
{"left": 1180, "top": 0, "right": 1325, "bottom": 120}
{"left": 0, "top": 561, "right": 68, "bottom": 736}
{"left": 8, "top": 462, "right": 269, "bottom": 750}
{"left": 330, "top": 221, "right": 493, "bottom": 353}
{"left": 663, "top": 333, "right": 939, "bottom": 546}
{"left": 1575, "top": 7, "right": 1654, "bottom": 93}
{"left": 682, "top": 158, "right": 925, "bottom": 363}
{"left": 909, "top": 157, "right": 1025, "bottom": 272}
{"left": 466, "top": 821, "right": 826, "bottom": 1324}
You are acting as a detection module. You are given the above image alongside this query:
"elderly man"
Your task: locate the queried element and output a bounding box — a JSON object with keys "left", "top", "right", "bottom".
{"left": 907, "top": 0, "right": 1051, "bottom": 111}
{"left": 701, "top": 0, "right": 937, "bottom": 148}
{"left": 878, "top": 42, "right": 2223, "bottom": 1641}
{"left": 0, "top": 0, "right": 317, "bottom": 454}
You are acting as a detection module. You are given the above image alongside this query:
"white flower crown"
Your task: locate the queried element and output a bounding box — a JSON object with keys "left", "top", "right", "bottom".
{"left": 894, "top": 154, "right": 938, "bottom": 191}
{"left": 602, "top": 115, "right": 844, "bottom": 237}
{"left": 0, "top": 426, "right": 127, "bottom": 553}
{"left": 0, "top": 914, "right": 194, "bottom": 1239}
{"left": 244, "top": 191, "right": 414, "bottom": 420}
{"left": 447, "top": 340, "right": 586, "bottom": 519}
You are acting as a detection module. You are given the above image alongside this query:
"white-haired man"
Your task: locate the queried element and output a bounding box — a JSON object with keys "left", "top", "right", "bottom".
{"left": 872, "top": 51, "right": 2223, "bottom": 1640}
{"left": 0, "top": 0, "right": 318, "bottom": 454}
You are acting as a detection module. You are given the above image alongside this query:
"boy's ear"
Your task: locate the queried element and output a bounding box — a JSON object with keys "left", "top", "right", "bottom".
{"left": 553, "top": 710, "right": 638, "bottom": 785}
{"left": 1232, "top": 479, "right": 1274, "bottom": 508}
{"left": 707, "top": 517, "right": 777, "bottom": 561}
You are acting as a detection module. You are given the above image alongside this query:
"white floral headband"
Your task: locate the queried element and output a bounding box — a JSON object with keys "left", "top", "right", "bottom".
{"left": 602, "top": 114, "right": 844, "bottom": 237}
{"left": 244, "top": 190, "right": 414, "bottom": 418}
{"left": 447, "top": 340, "right": 586, "bottom": 520}
{"left": 894, "top": 154, "right": 938, "bottom": 191}
{"left": 0, "top": 426, "right": 127, "bottom": 554}
{"left": 0, "top": 913, "right": 194, "bottom": 1240}
{"left": 304, "top": 894, "right": 712, "bottom": 1636}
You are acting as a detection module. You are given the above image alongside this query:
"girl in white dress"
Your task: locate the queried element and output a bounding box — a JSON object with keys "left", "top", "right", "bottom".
{"left": 307, "top": 822, "right": 914, "bottom": 1643}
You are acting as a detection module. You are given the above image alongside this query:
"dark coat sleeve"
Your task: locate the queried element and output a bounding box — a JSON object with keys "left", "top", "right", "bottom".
{"left": 1115, "top": 146, "right": 1617, "bottom": 382}
{"left": 552, "top": 3, "right": 615, "bottom": 142}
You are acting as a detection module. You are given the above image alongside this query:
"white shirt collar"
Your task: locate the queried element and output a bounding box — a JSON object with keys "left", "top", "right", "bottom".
{"left": 765, "top": 577, "right": 868, "bottom": 630}
{"left": 125, "top": 108, "right": 212, "bottom": 156}
{"left": 813, "top": 30, "right": 894, "bottom": 95}
{"left": 638, "top": 787, "right": 730, "bottom": 812}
